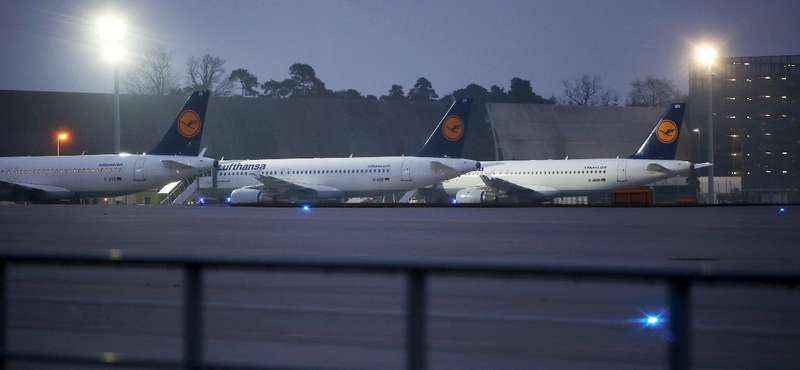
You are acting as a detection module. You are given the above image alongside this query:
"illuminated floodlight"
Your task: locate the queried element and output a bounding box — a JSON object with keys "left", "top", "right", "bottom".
{"left": 102, "top": 44, "right": 125, "bottom": 62}
{"left": 301, "top": 204, "right": 311, "bottom": 211}
{"left": 97, "top": 16, "right": 126, "bottom": 40}
{"left": 697, "top": 46, "right": 717, "bottom": 65}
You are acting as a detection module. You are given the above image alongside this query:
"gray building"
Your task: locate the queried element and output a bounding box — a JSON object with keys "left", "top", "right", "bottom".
{"left": 485, "top": 103, "right": 685, "bottom": 160}
{"left": 688, "top": 55, "right": 800, "bottom": 203}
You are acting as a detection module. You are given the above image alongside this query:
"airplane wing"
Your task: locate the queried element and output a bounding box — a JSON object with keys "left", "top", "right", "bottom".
{"left": 248, "top": 173, "right": 299, "bottom": 195}
{"left": 477, "top": 175, "right": 560, "bottom": 199}
{"left": 248, "top": 173, "right": 344, "bottom": 198}
{"left": 0, "top": 180, "right": 75, "bottom": 199}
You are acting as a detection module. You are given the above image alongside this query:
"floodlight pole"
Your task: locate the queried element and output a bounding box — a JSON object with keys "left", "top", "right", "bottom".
{"left": 706, "top": 62, "right": 714, "bottom": 204}
{"left": 114, "top": 63, "right": 120, "bottom": 153}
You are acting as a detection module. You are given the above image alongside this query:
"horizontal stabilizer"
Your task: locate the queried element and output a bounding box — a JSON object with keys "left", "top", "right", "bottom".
{"left": 693, "top": 162, "right": 713, "bottom": 169}
{"left": 645, "top": 163, "right": 672, "bottom": 173}
{"left": 430, "top": 161, "right": 456, "bottom": 172}
{"left": 161, "top": 159, "right": 196, "bottom": 171}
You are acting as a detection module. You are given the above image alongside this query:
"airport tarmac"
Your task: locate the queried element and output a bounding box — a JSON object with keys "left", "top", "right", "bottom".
{"left": 1, "top": 204, "right": 799, "bottom": 369}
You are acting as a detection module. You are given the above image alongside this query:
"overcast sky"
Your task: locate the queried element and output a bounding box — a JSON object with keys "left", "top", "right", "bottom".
{"left": 1, "top": 0, "right": 799, "bottom": 100}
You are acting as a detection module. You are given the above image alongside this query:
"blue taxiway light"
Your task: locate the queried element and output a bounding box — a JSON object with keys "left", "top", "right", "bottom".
{"left": 301, "top": 205, "right": 311, "bottom": 211}
{"left": 451, "top": 198, "right": 458, "bottom": 204}
{"left": 636, "top": 309, "right": 667, "bottom": 328}
{"left": 780, "top": 207, "right": 786, "bottom": 213}
{"left": 641, "top": 313, "right": 666, "bottom": 328}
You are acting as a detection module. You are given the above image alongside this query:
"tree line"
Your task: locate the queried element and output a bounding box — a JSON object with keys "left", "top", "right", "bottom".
{"left": 124, "top": 48, "right": 682, "bottom": 107}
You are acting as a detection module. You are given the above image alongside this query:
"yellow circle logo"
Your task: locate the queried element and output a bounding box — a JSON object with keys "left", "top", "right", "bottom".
{"left": 178, "top": 110, "right": 202, "bottom": 138}
{"left": 442, "top": 116, "right": 464, "bottom": 141}
{"left": 656, "top": 119, "right": 678, "bottom": 144}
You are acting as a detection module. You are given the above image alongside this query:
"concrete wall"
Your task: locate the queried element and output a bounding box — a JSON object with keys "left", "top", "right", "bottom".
{"left": 0, "top": 91, "right": 462, "bottom": 160}
{"left": 1, "top": 91, "right": 691, "bottom": 165}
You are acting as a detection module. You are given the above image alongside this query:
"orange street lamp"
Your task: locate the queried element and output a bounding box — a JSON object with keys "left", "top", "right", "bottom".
{"left": 57, "top": 133, "right": 68, "bottom": 156}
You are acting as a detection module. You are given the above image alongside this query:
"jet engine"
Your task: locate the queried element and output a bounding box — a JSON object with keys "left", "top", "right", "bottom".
{"left": 229, "top": 188, "right": 273, "bottom": 205}
{"left": 455, "top": 189, "right": 496, "bottom": 204}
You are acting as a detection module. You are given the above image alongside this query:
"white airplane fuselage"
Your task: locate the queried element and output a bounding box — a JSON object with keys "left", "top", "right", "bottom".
{"left": 205, "top": 156, "right": 480, "bottom": 202}
{"left": 0, "top": 154, "right": 215, "bottom": 201}
{"left": 438, "top": 158, "right": 693, "bottom": 202}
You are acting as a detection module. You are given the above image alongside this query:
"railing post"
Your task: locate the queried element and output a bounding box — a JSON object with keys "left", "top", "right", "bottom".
{"left": 668, "top": 278, "right": 692, "bottom": 370}
{"left": 183, "top": 264, "right": 203, "bottom": 370}
{"left": 1, "top": 262, "right": 6, "bottom": 370}
{"left": 406, "top": 269, "right": 427, "bottom": 370}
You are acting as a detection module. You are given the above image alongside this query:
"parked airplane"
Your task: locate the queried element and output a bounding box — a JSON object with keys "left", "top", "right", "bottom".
{"left": 419, "top": 103, "right": 711, "bottom": 203}
{"left": 203, "top": 98, "right": 480, "bottom": 204}
{"left": 0, "top": 91, "right": 217, "bottom": 203}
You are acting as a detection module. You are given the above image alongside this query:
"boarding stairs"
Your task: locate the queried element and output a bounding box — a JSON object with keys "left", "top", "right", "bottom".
{"left": 158, "top": 176, "right": 199, "bottom": 205}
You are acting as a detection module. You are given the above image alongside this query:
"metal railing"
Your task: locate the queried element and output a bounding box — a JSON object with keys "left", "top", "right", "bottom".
{"left": 1, "top": 253, "right": 798, "bottom": 370}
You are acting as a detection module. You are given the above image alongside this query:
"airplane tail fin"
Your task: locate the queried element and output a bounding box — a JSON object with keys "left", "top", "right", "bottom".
{"left": 413, "top": 98, "right": 472, "bottom": 158}
{"left": 147, "top": 91, "right": 210, "bottom": 156}
{"left": 628, "top": 103, "right": 686, "bottom": 160}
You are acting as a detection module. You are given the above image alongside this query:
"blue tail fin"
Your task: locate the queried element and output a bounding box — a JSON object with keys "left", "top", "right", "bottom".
{"left": 148, "top": 91, "right": 210, "bottom": 156}
{"left": 628, "top": 103, "right": 686, "bottom": 160}
{"left": 413, "top": 98, "right": 473, "bottom": 157}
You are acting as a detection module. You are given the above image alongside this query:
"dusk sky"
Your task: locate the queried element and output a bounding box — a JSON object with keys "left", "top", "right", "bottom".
{"left": 2, "top": 0, "right": 799, "bottom": 100}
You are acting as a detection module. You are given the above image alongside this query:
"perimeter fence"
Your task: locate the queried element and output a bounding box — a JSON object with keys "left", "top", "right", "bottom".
{"left": 1, "top": 253, "right": 798, "bottom": 370}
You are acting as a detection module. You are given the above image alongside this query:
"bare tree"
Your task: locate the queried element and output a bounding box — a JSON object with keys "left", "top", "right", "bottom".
{"left": 626, "top": 77, "right": 678, "bottom": 107}
{"left": 599, "top": 90, "right": 620, "bottom": 106}
{"left": 561, "top": 74, "right": 618, "bottom": 106}
{"left": 186, "top": 54, "right": 233, "bottom": 96}
{"left": 122, "top": 48, "right": 179, "bottom": 95}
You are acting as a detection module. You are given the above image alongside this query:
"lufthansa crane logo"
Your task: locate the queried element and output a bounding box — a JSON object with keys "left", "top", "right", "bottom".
{"left": 442, "top": 115, "right": 464, "bottom": 141}
{"left": 178, "top": 110, "right": 202, "bottom": 138}
{"left": 656, "top": 119, "right": 678, "bottom": 144}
